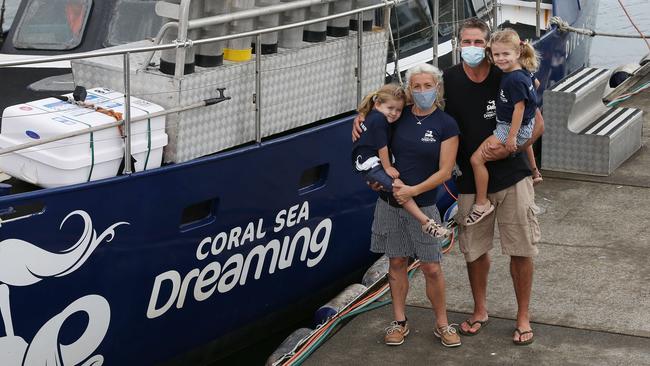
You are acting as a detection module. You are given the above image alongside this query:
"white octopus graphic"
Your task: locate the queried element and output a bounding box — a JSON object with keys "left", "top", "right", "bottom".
{"left": 0, "top": 210, "right": 128, "bottom": 365}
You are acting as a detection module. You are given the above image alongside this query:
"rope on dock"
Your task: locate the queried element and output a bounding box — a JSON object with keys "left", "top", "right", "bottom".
{"left": 551, "top": 0, "right": 650, "bottom": 52}
{"left": 550, "top": 16, "right": 649, "bottom": 41}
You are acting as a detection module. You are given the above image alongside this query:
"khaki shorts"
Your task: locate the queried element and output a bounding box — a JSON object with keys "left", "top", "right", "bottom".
{"left": 458, "top": 177, "right": 541, "bottom": 263}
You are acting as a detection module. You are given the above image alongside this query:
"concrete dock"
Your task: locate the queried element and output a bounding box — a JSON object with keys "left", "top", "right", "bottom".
{"left": 303, "top": 117, "right": 650, "bottom": 365}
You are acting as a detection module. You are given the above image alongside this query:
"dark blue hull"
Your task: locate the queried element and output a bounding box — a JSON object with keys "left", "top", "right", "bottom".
{"left": 0, "top": 115, "right": 380, "bottom": 365}
{"left": 535, "top": 0, "right": 600, "bottom": 97}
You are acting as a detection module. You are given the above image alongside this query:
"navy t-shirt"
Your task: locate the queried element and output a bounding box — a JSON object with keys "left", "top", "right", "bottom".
{"left": 380, "top": 106, "right": 459, "bottom": 207}
{"left": 443, "top": 64, "right": 531, "bottom": 194}
{"left": 496, "top": 69, "right": 537, "bottom": 125}
{"left": 351, "top": 109, "right": 390, "bottom": 167}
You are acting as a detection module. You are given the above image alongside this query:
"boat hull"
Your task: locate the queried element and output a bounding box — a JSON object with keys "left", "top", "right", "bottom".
{"left": 0, "top": 115, "right": 381, "bottom": 365}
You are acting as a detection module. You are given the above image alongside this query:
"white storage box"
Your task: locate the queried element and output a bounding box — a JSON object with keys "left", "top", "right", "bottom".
{"left": 0, "top": 87, "right": 168, "bottom": 188}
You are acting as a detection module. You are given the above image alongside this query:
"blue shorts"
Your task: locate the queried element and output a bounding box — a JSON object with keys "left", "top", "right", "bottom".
{"left": 361, "top": 165, "right": 394, "bottom": 192}
{"left": 494, "top": 118, "right": 535, "bottom": 146}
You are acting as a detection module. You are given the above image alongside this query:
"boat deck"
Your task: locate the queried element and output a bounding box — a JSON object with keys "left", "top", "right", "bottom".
{"left": 302, "top": 114, "right": 650, "bottom": 365}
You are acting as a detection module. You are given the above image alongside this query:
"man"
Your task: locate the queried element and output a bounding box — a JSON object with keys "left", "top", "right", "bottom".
{"left": 444, "top": 18, "right": 542, "bottom": 345}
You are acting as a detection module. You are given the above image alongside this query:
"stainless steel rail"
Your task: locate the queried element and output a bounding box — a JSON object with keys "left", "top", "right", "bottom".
{"left": 142, "top": 0, "right": 401, "bottom": 74}
{"left": 432, "top": 0, "right": 439, "bottom": 66}
{"left": 536, "top": 0, "right": 541, "bottom": 38}
{"left": 451, "top": 0, "right": 457, "bottom": 65}
{"left": 0, "top": 1, "right": 400, "bottom": 67}
{"left": 493, "top": 0, "right": 498, "bottom": 30}
{"left": 356, "top": 12, "right": 363, "bottom": 106}
{"left": 0, "top": 0, "right": 402, "bottom": 164}
{"left": 255, "top": 33, "right": 262, "bottom": 144}
{"left": 0, "top": 99, "right": 226, "bottom": 157}
{"left": 123, "top": 53, "right": 133, "bottom": 174}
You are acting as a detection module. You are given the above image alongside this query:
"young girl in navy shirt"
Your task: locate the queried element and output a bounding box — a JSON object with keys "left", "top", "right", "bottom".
{"left": 352, "top": 83, "right": 449, "bottom": 238}
{"left": 465, "top": 28, "right": 542, "bottom": 225}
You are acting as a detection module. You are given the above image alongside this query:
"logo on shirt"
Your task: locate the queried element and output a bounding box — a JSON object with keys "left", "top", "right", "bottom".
{"left": 484, "top": 99, "right": 496, "bottom": 120}
{"left": 421, "top": 130, "right": 437, "bottom": 143}
{"left": 499, "top": 89, "right": 508, "bottom": 103}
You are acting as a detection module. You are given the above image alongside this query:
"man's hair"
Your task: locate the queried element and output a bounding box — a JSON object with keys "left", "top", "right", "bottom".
{"left": 458, "top": 18, "right": 491, "bottom": 42}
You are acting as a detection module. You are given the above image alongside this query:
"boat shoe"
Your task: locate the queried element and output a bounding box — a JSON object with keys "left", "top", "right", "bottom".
{"left": 384, "top": 321, "right": 409, "bottom": 346}
{"left": 434, "top": 324, "right": 461, "bottom": 347}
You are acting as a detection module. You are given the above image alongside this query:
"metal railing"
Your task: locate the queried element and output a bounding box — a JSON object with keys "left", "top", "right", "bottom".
{"left": 536, "top": 0, "right": 541, "bottom": 37}
{"left": 0, "top": 0, "right": 401, "bottom": 171}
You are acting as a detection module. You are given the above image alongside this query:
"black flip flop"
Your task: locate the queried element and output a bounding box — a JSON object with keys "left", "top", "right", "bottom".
{"left": 513, "top": 328, "right": 534, "bottom": 345}
{"left": 458, "top": 318, "right": 489, "bottom": 336}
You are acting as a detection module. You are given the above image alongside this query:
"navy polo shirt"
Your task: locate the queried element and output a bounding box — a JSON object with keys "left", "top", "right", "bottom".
{"left": 496, "top": 69, "right": 537, "bottom": 125}
{"left": 351, "top": 109, "right": 390, "bottom": 167}
{"left": 381, "top": 106, "right": 459, "bottom": 207}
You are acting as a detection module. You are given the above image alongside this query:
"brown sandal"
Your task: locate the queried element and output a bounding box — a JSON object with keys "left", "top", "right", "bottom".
{"left": 513, "top": 328, "right": 534, "bottom": 345}
{"left": 458, "top": 318, "right": 489, "bottom": 336}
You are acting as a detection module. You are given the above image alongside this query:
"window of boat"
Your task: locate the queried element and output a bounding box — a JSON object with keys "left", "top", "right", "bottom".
{"left": 105, "top": 0, "right": 163, "bottom": 47}
{"left": 12, "top": 0, "right": 92, "bottom": 50}
{"left": 390, "top": 0, "right": 433, "bottom": 59}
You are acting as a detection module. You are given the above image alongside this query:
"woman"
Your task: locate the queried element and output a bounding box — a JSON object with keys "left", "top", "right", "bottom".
{"left": 358, "top": 64, "right": 461, "bottom": 347}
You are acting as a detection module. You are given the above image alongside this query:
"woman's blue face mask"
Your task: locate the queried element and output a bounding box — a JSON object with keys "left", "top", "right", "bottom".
{"left": 412, "top": 88, "right": 437, "bottom": 110}
{"left": 461, "top": 46, "right": 485, "bottom": 67}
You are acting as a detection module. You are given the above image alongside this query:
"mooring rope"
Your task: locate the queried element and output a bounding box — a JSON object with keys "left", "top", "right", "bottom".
{"left": 550, "top": 16, "right": 650, "bottom": 42}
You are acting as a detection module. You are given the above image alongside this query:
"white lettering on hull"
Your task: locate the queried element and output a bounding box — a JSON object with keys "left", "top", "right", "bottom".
{"left": 147, "top": 201, "right": 332, "bottom": 319}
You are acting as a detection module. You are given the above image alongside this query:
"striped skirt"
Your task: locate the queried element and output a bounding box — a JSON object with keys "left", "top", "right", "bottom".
{"left": 370, "top": 198, "right": 443, "bottom": 263}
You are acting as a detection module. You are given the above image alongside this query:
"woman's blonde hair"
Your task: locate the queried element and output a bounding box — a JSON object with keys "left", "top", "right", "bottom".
{"left": 488, "top": 28, "right": 539, "bottom": 72}
{"left": 357, "top": 83, "right": 406, "bottom": 116}
{"left": 404, "top": 63, "right": 445, "bottom": 109}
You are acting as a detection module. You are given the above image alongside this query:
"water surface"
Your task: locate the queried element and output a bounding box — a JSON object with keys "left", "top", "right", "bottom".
{"left": 590, "top": 0, "right": 650, "bottom": 68}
